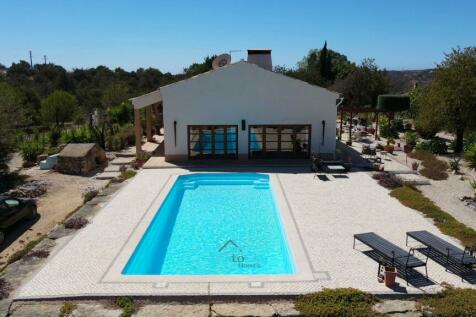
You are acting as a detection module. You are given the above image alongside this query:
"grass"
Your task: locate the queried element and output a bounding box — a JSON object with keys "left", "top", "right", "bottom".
{"left": 419, "top": 285, "right": 476, "bottom": 317}
{"left": 59, "top": 302, "right": 77, "bottom": 317}
{"left": 408, "top": 150, "right": 449, "bottom": 180}
{"left": 119, "top": 170, "right": 137, "bottom": 180}
{"left": 390, "top": 186, "right": 476, "bottom": 248}
{"left": 115, "top": 297, "right": 135, "bottom": 317}
{"left": 294, "top": 288, "right": 383, "bottom": 317}
{"left": 7, "top": 234, "right": 46, "bottom": 264}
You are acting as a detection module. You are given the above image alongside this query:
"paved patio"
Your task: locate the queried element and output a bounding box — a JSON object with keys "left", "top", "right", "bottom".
{"left": 16, "top": 168, "right": 475, "bottom": 299}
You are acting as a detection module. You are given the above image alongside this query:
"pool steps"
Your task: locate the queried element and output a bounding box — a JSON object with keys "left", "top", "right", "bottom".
{"left": 181, "top": 178, "right": 269, "bottom": 190}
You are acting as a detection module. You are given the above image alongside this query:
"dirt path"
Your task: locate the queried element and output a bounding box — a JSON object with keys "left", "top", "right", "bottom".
{"left": 0, "top": 168, "right": 109, "bottom": 266}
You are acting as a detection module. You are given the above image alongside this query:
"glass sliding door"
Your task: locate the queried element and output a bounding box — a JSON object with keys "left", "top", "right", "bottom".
{"left": 249, "top": 125, "right": 311, "bottom": 159}
{"left": 188, "top": 125, "right": 238, "bottom": 159}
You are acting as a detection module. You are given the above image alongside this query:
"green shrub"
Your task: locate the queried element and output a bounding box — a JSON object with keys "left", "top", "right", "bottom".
{"left": 120, "top": 170, "right": 137, "bottom": 180}
{"left": 463, "top": 132, "right": 476, "bottom": 152}
{"left": 59, "top": 302, "right": 77, "bottom": 317}
{"left": 294, "top": 288, "right": 380, "bottom": 317}
{"left": 20, "top": 141, "right": 44, "bottom": 163}
{"left": 404, "top": 131, "right": 418, "bottom": 146}
{"left": 379, "top": 123, "right": 398, "bottom": 139}
{"left": 415, "top": 121, "right": 439, "bottom": 139}
{"left": 416, "top": 139, "right": 448, "bottom": 154}
{"left": 49, "top": 128, "right": 62, "bottom": 147}
{"left": 61, "top": 126, "right": 93, "bottom": 144}
{"left": 390, "top": 186, "right": 476, "bottom": 248}
{"left": 419, "top": 286, "right": 476, "bottom": 317}
{"left": 115, "top": 297, "right": 135, "bottom": 317}
{"left": 465, "top": 144, "right": 476, "bottom": 170}
{"left": 449, "top": 157, "right": 461, "bottom": 173}
{"left": 46, "top": 147, "right": 59, "bottom": 156}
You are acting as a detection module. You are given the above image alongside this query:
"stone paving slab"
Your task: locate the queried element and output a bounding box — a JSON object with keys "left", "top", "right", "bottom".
{"left": 136, "top": 303, "right": 209, "bottom": 317}
{"left": 15, "top": 169, "right": 476, "bottom": 299}
{"left": 110, "top": 157, "right": 134, "bottom": 165}
{"left": 95, "top": 171, "right": 121, "bottom": 180}
{"left": 104, "top": 165, "right": 121, "bottom": 172}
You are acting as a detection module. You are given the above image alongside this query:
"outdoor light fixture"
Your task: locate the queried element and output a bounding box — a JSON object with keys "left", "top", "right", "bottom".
{"left": 241, "top": 119, "right": 246, "bottom": 131}
{"left": 174, "top": 120, "right": 177, "bottom": 146}
{"left": 321, "top": 120, "right": 326, "bottom": 146}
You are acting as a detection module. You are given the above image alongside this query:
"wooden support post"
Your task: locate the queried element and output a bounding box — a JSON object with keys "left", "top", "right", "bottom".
{"left": 152, "top": 103, "right": 162, "bottom": 134}
{"left": 348, "top": 111, "right": 353, "bottom": 145}
{"left": 146, "top": 106, "right": 153, "bottom": 142}
{"left": 339, "top": 108, "right": 344, "bottom": 140}
{"left": 375, "top": 112, "right": 379, "bottom": 140}
{"left": 134, "top": 108, "right": 142, "bottom": 155}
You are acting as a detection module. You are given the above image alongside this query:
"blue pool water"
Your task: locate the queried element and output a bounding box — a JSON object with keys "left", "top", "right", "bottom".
{"left": 123, "top": 173, "right": 295, "bottom": 275}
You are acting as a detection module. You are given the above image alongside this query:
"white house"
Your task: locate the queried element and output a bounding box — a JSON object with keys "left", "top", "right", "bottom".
{"left": 131, "top": 50, "right": 340, "bottom": 161}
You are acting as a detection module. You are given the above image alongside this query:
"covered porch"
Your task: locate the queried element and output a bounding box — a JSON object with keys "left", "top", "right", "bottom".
{"left": 129, "top": 90, "right": 164, "bottom": 156}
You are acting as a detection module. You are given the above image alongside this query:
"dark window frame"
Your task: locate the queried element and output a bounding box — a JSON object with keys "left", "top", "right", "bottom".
{"left": 187, "top": 125, "right": 238, "bottom": 159}
{"left": 248, "top": 124, "right": 311, "bottom": 159}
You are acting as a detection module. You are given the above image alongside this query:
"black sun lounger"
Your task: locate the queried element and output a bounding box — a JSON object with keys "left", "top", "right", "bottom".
{"left": 354, "top": 232, "right": 428, "bottom": 284}
{"left": 407, "top": 231, "right": 476, "bottom": 278}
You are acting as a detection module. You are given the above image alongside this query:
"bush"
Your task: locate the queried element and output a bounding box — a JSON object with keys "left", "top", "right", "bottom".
{"left": 465, "top": 144, "right": 476, "bottom": 170}
{"left": 119, "top": 170, "right": 137, "bottom": 180}
{"left": 59, "top": 302, "right": 77, "bottom": 317}
{"left": 449, "top": 157, "right": 461, "bottom": 173}
{"left": 61, "top": 126, "right": 93, "bottom": 144}
{"left": 415, "top": 139, "right": 448, "bottom": 154}
{"left": 49, "top": 128, "right": 62, "bottom": 147}
{"left": 294, "top": 288, "right": 379, "bottom": 317}
{"left": 463, "top": 132, "right": 476, "bottom": 152}
{"left": 64, "top": 217, "right": 88, "bottom": 229}
{"left": 115, "top": 297, "right": 135, "bottom": 317}
{"left": 20, "top": 141, "right": 44, "bottom": 163}
{"left": 415, "top": 121, "right": 439, "bottom": 139}
{"left": 0, "top": 279, "right": 11, "bottom": 300}
{"left": 372, "top": 172, "right": 401, "bottom": 189}
{"left": 404, "top": 131, "right": 418, "bottom": 146}
{"left": 419, "top": 286, "right": 476, "bottom": 317}
{"left": 379, "top": 124, "right": 398, "bottom": 139}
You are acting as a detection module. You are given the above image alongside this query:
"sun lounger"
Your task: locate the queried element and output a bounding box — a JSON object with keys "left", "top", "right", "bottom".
{"left": 354, "top": 232, "right": 428, "bottom": 284}
{"left": 407, "top": 231, "right": 475, "bottom": 280}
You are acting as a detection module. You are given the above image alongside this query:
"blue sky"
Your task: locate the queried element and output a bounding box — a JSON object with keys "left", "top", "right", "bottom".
{"left": 1, "top": 0, "right": 475, "bottom": 73}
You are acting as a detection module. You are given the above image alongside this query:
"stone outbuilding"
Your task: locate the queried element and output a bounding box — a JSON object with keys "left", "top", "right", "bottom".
{"left": 57, "top": 143, "right": 107, "bottom": 175}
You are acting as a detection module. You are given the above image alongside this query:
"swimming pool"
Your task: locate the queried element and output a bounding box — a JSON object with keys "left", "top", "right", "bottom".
{"left": 123, "top": 173, "right": 295, "bottom": 275}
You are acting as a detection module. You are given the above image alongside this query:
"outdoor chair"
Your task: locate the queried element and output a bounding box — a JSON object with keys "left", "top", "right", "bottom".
{"left": 407, "top": 230, "right": 476, "bottom": 281}
{"left": 354, "top": 232, "right": 428, "bottom": 284}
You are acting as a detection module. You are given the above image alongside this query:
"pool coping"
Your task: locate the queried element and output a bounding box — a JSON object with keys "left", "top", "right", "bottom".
{"left": 101, "top": 172, "right": 316, "bottom": 285}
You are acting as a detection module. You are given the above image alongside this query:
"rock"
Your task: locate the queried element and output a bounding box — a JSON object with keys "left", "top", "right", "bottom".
{"left": 136, "top": 304, "right": 209, "bottom": 317}
{"left": 269, "top": 301, "right": 301, "bottom": 316}
{"left": 6, "top": 181, "right": 47, "bottom": 198}
{"left": 48, "top": 225, "right": 74, "bottom": 240}
{"left": 373, "top": 300, "right": 421, "bottom": 316}
{"left": 9, "top": 301, "right": 63, "bottom": 317}
{"left": 212, "top": 303, "right": 276, "bottom": 317}
{"left": 72, "top": 303, "right": 122, "bottom": 317}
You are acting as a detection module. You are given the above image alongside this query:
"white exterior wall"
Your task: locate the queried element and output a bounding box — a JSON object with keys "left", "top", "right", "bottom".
{"left": 160, "top": 62, "right": 338, "bottom": 159}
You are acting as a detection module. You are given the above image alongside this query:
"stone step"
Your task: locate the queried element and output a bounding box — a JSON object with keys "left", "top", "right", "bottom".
{"left": 104, "top": 165, "right": 121, "bottom": 172}
{"left": 110, "top": 157, "right": 135, "bottom": 165}
{"left": 95, "top": 171, "right": 121, "bottom": 180}
{"left": 116, "top": 149, "right": 136, "bottom": 158}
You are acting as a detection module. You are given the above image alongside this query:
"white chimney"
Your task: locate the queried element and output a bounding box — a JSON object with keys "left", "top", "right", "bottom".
{"left": 247, "top": 49, "right": 272, "bottom": 71}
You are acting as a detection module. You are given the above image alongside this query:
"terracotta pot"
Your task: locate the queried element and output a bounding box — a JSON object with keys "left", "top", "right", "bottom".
{"left": 384, "top": 267, "right": 397, "bottom": 287}
{"left": 383, "top": 146, "right": 394, "bottom": 154}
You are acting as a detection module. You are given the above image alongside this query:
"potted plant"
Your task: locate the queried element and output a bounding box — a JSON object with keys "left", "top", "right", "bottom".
{"left": 384, "top": 266, "right": 397, "bottom": 287}
{"left": 404, "top": 132, "right": 417, "bottom": 153}
{"left": 383, "top": 138, "right": 395, "bottom": 154}
{"left": 411, "top": 161, "right": 419, "bottom": 171}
